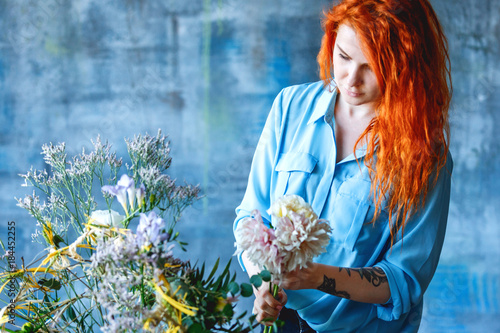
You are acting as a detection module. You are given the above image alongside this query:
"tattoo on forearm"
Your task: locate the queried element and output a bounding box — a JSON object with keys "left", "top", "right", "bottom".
{"left": 339, "top": 267, "right": 351, "bottom": 276}
{"left": 340, "top": 267, "right": 388, "bottom": 287}
{"left": 317, "top": 275, "right": 351, "bottom": 299}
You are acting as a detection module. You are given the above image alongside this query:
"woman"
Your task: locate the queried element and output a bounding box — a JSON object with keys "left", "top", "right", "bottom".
{"left": 234, "top": 0, "right": 453, "bottom": 332}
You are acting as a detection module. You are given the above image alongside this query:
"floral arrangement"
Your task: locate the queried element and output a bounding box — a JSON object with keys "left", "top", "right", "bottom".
{"left": 0, "top": 131, "right": 258, "bottom": 333}
{"left": 234, "top": 195, "right": 332, "bottom": 332}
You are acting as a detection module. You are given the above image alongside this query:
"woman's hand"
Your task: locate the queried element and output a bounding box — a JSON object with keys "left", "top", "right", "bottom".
{"left": 253, "top": 281, "right": 288, "bottom": 326}
{"left": 241, "top": 251, "right": 288, "bottom": 325}
{"left": 279, "top": 263, "right": 320, "bottom": 290}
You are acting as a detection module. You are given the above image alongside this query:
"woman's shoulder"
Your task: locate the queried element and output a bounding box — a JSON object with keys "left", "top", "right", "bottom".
{"left": 275, "top": 80, "right": 336, "bottom": 119}
{"left": 279, "top": 80, "right": 329, "bottom": 101}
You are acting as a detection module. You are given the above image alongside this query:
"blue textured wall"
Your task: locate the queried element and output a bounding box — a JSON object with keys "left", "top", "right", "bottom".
{"left": 0, "top": 1, "right": 499, "bottom": 331}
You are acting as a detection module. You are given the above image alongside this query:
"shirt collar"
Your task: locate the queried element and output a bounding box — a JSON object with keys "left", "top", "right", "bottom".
{"left": 307, "top": 83, "right": 338, "bottom": 126}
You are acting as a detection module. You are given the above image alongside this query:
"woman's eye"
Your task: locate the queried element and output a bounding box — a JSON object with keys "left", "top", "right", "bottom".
{"left": 339, "top": 53, "right": 349, "bottom": 60}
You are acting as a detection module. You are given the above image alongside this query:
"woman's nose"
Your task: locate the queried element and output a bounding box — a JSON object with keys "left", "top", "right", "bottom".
{"left": 346, "top": 66, "right": 362, "bottom": 87}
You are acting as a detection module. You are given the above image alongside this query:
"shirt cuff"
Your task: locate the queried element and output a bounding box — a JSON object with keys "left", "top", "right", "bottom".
{"left": 374, "top": 262, "right": 409, "bottom": 321}
{"left": 237, "top": 251, "right": 247, "bottom": 273}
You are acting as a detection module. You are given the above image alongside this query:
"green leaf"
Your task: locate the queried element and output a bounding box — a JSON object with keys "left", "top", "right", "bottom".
{"left": 228, "top": 281, "right": 240, "bottom": 295}
{"left": 240, "top": 283, "right": 253, "bottom": 297}
{"left": 170, "top": 280, "right": 189, "bottom": 297}
{"left": 259, "top": 270, "right": 272, "bottom": 282}
{"left": 149, "top": 194, "right": 156, "bottom": 204}
{"left": 20, "top": 322, "right": 35, "bottom": 333}
{"left": 206, "top": 258, "right": 220, "bottom": 283}
{"left": 187, "top": 323, "right": 204, "bottom": 333}
{"left": 222, "top": 271, "right": 231, "bottom": 288}
{"left": 199, "top": 262, "right": 205, "bottom": 280}
{"left": 78, "top": 312, "right": 91, "bottom": 332}
{"left": 38, "top": 278, "right": 62, "bottom": 290}
{"left": 183, "top": 317, "right": 194, "bottom": 329}
{"left": 248, "top": 314, "right": 257, "bottom": 324}
{"left": 66, "top": 305, "right": 77, "bottom": 322}
{"left": 178, "top": 241, "right": 188, "bottom": 251}
{"left": 236, "top": 310, "right": 247, "bottom": 320}
{"left": 52, "top": 235, "right": 65, "bottom": 248}
{"left": 260, "top": 317, "right": 275, "bottom": 323}
{"left": 250, "top": 275, "right": 262, "bottom": 288}
{"left": 222, "top": 303, "right": 234, "bottom": 317}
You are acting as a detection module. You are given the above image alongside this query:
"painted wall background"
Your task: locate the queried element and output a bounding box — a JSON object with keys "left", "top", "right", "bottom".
{"left": 0, "top": 0, "right": 498, "bottom": 332}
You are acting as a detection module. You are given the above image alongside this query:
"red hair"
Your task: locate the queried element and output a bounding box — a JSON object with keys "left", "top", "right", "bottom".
{"left": 317, "top": 0, "right": 452, "bottom": 244}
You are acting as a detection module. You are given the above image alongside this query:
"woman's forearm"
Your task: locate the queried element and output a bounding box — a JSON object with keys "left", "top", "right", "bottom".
{"left": 316, "top": 265, "right": 391, "bottom": 304}
{"left": 244, "top": 251, "right": 391, "bottom": 304}
{"left": 281, "top": 263, "right": 391, "bottom": 304}
{"left": 241, "top": 251, "right": 262, "bottom": 278}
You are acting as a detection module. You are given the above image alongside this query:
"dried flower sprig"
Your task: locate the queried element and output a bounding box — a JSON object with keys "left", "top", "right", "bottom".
{"left": 1, "top": 132, "right": 256, "bottom": 333}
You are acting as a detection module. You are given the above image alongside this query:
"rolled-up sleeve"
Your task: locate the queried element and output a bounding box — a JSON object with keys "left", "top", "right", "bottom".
{"left": 375, "top": 154, "right": 453, "bottom": 321}
{"left": 233, "top": 90, "right": 284, "bottom": 271}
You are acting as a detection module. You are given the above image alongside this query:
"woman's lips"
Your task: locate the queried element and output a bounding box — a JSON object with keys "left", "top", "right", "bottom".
{"left": 344, "top": 88, "right": 363, "bottom": 97}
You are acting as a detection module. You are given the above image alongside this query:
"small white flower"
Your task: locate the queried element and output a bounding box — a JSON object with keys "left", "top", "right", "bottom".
{"left": 90, "top": 210, "right": 125, "bottom": 227}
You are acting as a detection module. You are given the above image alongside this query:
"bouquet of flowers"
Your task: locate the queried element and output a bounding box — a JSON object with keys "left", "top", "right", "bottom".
{"left": 234, "top": 195, "right": 332, "bottom": 332}
{"left": 0, "top": 131, "right": 257, "bottom": 333}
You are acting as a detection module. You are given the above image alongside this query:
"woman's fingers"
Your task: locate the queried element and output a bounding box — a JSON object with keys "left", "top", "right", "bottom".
{"left": 253, "top": 303, "right": 279, "bottom": 325}
{"left": 253, "top": 285, "right": 287, "bottom": 325}
{"left": 277, "top": 288, "right": 288, "bottom": 305}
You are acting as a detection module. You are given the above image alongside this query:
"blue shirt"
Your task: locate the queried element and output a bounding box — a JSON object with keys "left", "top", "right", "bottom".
{"left": 234, "top": 81, "right": 453, "bottom": 332}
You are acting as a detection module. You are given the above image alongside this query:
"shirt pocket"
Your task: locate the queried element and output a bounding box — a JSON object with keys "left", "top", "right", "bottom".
{"left": 274, "top": 152, "right": 318, "bottom": 200}
{"left": 333, "top": 177, "right": 389, "bottom": 254}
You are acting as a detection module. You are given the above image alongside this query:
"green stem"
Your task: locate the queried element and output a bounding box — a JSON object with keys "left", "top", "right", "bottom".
{"left": 263, "top": 283, "right": 280, "bottom": 333}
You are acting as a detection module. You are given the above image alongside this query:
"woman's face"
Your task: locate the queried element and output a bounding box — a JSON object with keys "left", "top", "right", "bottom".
{"left": 333, "top": 24, "right": 381, "bottom": 109}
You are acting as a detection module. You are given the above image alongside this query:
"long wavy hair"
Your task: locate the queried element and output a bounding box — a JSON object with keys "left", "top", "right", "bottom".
{"left": 317, "top": 0, "right": 452, "bottom": 244}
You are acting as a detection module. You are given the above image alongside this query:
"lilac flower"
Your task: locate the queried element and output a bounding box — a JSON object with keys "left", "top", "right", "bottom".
{"left": 117, "top": 174, "right": 136, "bottom": 208}
{"left": 90, "top": 237, "right": 145, "bottom": 333}
{"left": 102, "top": 174, "right": 135, "bottom": 213}
{"left": 136, "top": 183, "right": 146, "bottom": 208}
{"left": 136, "top": 212, "right": 168, "bottom": 249}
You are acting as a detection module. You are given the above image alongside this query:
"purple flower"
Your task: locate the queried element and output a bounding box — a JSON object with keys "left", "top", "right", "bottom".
{"left": 118, "top": 174, "right": 136, "bottom": 208}
{"left": 136, "top": 212, "right": 167, "bottom": 248}
{"left": 136, "top": 184, "right": 146, "bottom": 208}
{"left": 102, "top": 175, "right": 142, "bottom": 213}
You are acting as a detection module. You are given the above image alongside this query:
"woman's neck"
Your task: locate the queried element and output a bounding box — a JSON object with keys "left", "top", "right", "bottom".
{"left": 333, "top": 92, "right": 375, "bottom": 162}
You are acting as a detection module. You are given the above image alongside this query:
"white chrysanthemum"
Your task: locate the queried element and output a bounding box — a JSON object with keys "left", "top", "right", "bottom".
{"left": 268, "top": 194, "right": 318, "bottom": 222}
{"left": 234, "top": 210, "right": 284, "bottom": 275}
{"left": 234, "top": 196, "right": 332, "bottom": 279}
{"left": 269, "top": 194, "right": 332, "bottom": 274}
